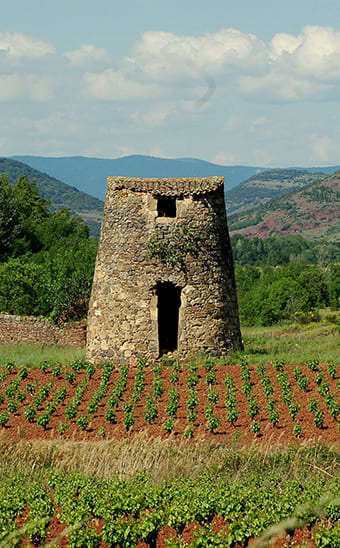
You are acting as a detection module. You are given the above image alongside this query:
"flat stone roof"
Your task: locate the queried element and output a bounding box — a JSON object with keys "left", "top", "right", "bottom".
{"left": 107, "top": 176, "right": 224, "bottom": 197}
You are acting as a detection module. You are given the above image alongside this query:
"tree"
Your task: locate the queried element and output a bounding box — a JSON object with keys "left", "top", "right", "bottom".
{"left": 0, "top": 175, "right": 24, "bottom": 260}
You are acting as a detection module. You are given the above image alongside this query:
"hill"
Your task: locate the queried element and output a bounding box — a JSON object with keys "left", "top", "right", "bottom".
{"left": 10, "top": 155, "right": 340, "bottom": 203}
{"left": 225, "top": 168, "right": 325, "bottom": 215}
{"left": 11, "top": 155, "right": 268, "bottom": 200}
{"left": 0, "top": 158, "right": 104, "bottom": 236}
{"left": 229, "top": 170, "right": 340, "bottom": 242}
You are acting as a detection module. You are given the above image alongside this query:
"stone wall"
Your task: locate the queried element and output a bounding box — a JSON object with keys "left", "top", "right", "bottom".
{"left": 0, "top": 313, "right": 86, "bottom": 347}
{"left": 87, "top": 177, "right": 242, "bottom": 364}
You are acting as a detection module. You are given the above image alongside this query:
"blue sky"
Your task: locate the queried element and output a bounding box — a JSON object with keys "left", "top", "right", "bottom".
{"left": 1, "top": 0, "right": 340, "bottom": 167}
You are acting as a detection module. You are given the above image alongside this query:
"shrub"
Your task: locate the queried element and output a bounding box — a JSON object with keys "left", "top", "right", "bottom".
{"left": 307, "top": 358, "right": 319, "bottom": 372}
{"left": 123, "top": 403, "right": 135, "bottom": 431}
{"left": 207, "top": 389, "right": 219, "bottom": 404}
{"left": 297, "top": 375, "right": 310, "bottom": 391}
{"left": 36, "top": 413, "right": 51, "bottom": 429}
{"left": 85, "top": 362, "right": 95, "bottom": 378}
{"left": 7, "top": 399, "right": 19, "bottom": 413}
{"left": 58, "top": 421, "right": 69, "bottom": 434}
{"left": 51, "top": 363, "right": 63, "bottom": 377}
{"left": 0, "top": 411, "right": 10, "bottom": 426}
{"left": 184, "top": 424, "right": 194, "bottom": 439}
{"left": 64, "top": 402, "right": 78, "bottom": 420}
{"left": 205, "top": 405, "right": 220, "bottom": 432}
{"left": 250, "top": 420, "right": 261, "bottom": 435}
{"left": 269, "top": 409, "right": 280, "bottom": 426}
{"left": 105, "top": 408, "right": 116, "bottom": 424}
{"left": 163, "top": 418, "right": 174, "bottom": 433}
{"left": 327, "top": 363, "right": 337, "bottom": 379}
{"left": 226, "top": 408, "right": 239, "bottom": 426}
{"left": 293, "top": 422, "right": 302, "bottom": 437}
{"left": 77, "top": 415, "right": 89, "bottom": 430}
{"left": 24, "top": 405, "right": 36, "bottom": 422}
{"left": 17, "top": 366, "right": 28, "bottom": 379}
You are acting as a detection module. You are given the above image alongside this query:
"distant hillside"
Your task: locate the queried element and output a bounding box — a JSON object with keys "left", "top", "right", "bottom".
{"left": 225, "top": 169, "right": 325, "bottom": 214}
{"left": 11, "top": 155, "right": 266, "bottom": 201}
{"left": 0, "top": 158, "right": 104, "bottom": 236}
{"left": 229, "top": 171, "right": 340, "bottom": 242}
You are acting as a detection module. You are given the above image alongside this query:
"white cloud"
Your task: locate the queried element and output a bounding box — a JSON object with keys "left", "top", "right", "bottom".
{"left": 125, "top": 25, "right": 340, "bottom": 104}
{"left": 224, "top": 114, "right": 241, "bottom": 132}
{"left": 294, "top": 26, "right": 340, "bottom": 79}
{"left": 211, "top": 152, "right": 238, "bottom": 165}
{"left": 310, "top": 133, "right": 340, "bottom": 162}
{"left": 270, "top": 33, "right": 302, "bottom": 59}
{"left": 64, "top": 44, "right": 112, "bottom": 66}
{"left": 34, "top": 112, "right": 81, "bottom": 136}
{"left": 0, "top": 73, "right": 54, "bottom": 102}
{"left": 126, "top": 28, "right": 266, "bottom": 82}
{"left": 249, "top": 117, "right": 273, "bottom": 138}
{"left": 83, "top": 68, "right": 164, "bottom": 101}
{"left": 131, "top": 103, "right": 173, "bottom": 128}
{"left": 0, "top": 32, "right": 55, "bottom": 57}
{"left": 239, "top": 73, "right": 330, "bottom": 102}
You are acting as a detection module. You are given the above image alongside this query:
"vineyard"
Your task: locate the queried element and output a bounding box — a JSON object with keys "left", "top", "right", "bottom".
{"left": 0, "top": 355, "right": 340, "bottom": 444}
{"left": 0, "top": 333, "right": 339, "bottom": 546}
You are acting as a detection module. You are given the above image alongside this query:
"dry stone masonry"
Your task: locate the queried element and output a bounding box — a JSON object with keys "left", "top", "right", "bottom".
{"left": 86, "top": 176, "right": 242, "bottom": 364}
{"left": 0, "top": 314, "right": 86, "bottom": 347}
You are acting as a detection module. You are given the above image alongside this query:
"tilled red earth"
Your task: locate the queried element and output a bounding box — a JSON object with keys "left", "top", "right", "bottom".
{"left": 1, "top": 360, "right": 339, "bottom": 546}
{"left": 0, "top": 360, "right": 339, "bottom": 444}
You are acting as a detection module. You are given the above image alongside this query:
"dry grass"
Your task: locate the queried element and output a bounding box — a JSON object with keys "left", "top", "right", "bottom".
{"left": 1, "top": 432, "right": 339, "bottom": 484}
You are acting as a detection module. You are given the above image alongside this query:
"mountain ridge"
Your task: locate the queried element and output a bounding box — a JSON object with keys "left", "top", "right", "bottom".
{"left": 0, "top": 158, "right": 104, "bottom": 236}
{"left": 229, "top": 170, "right": 340, "bottom": 242}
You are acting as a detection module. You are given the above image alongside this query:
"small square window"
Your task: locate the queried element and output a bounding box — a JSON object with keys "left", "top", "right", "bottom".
{"left": 157, "top": 197, "right": 176, "bottom": 217}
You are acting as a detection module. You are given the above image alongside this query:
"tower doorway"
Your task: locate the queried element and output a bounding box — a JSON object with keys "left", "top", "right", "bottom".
{"left": 157, "top": 282, "right": 181, "bottom": 355}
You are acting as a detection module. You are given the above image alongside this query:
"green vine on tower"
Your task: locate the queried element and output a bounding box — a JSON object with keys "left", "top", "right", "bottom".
{"left": 147, "top": 224, "right": 201, "bottom": 270}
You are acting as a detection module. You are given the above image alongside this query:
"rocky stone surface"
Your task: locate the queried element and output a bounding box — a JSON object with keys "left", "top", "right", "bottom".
{"left": 87, "top": 177, "right": 242, "bottom": 364}
{"left": 0, "top": 313, "right": 86, "bottom": 347}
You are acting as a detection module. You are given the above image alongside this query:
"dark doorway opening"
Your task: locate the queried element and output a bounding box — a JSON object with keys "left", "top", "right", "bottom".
{"left": 157, "top": 282, "right": 181, "bottom": 355}
{"left": 157, "top": 197, "right": 176, "bottom": 217}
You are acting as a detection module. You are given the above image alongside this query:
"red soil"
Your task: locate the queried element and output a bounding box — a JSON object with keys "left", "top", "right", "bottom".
{"left": 0, "top": 360, "right": 339, "bottom": 444}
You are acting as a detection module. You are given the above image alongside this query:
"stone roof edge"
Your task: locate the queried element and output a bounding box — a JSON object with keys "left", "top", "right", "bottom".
{"left": 106, "top": 176, "right": 224, "bottom": 197}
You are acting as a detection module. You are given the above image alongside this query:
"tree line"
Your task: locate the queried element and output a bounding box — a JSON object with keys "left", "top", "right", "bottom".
{"left": 0, "top": 174, "right": 97, "bottom": 321}
{"left": 0, "top": 175, "right": 338, "bottom": 327}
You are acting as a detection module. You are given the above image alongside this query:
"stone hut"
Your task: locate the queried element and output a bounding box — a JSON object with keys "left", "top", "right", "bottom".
{"left": 86, "top": 176, "right": 242, "bottom": 364}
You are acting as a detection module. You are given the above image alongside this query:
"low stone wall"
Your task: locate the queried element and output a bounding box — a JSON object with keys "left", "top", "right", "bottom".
{"left": 0, "top": 313, "right": 86, "bottom": 347}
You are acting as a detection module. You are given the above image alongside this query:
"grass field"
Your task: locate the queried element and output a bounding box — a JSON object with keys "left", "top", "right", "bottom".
{"left": 0, "top": 317, "right": 338, "bottom": 368}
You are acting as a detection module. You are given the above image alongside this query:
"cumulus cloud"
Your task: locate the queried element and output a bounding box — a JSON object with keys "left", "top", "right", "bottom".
{"left": 83, "top": 68, "right": 164, "bottom": 101}
{"left": 310, "top": 133, "right": 340, "bottom": 162}
{"left": 34, "top": 112, "right": 81, "bottom": 136}
{"left": 0, "top": 73, "right": 54, "bottom": 102}
{"left": 239, "top": 73, "right": 330, "bottom": 102}
{"left": 126, "top": 28, "right": 266, "bottom": 82}
{"left": 270, "top": 26, "right": 340, "bottom": 80}
{"left": 0, "top": 32, "right": 55, "bottom": 57}
{"left": 131, "top": 103, "right": 174, "bottom": 128}
{"left": 64, "top": 44, "right": 113, "bottom": 66}
{"left": 126, "top": 25, "right": 340, "bottom": 103}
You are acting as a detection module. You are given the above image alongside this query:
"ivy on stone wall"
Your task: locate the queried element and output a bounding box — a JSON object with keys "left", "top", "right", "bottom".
{"left": 147, "top": 225, "right": 201, "bottom": 270}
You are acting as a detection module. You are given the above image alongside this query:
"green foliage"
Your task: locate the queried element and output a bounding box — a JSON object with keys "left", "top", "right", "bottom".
{"left": 0, "top": 411, "right": 9, "bottom": 426}
{"left": 0, "top": 157, "right": 104, "bottom": 234}
{"left": 77, "top": 415, "right": 89, "bottom": 430}
{"left": 145, "top": 396, "right": 158, "bottom": 423}
{"left": 166, "top": 386, "right": 180, "bottom": 417}
{"left": 231, "top": 234, "right": 340, "bottom": 267}
{"left": 0, "top": 173, "right": 98, "bottom": 321}
{"left": 236, "top": 262, "right": 336, "bottom": 327}
{"left": 147, "top": 224, "right": 201, "bottom": 269}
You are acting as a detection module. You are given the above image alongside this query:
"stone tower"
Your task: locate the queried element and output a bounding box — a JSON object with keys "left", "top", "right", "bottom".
{"left": 86, "top": 176, "right": 242, "bottom": 364}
